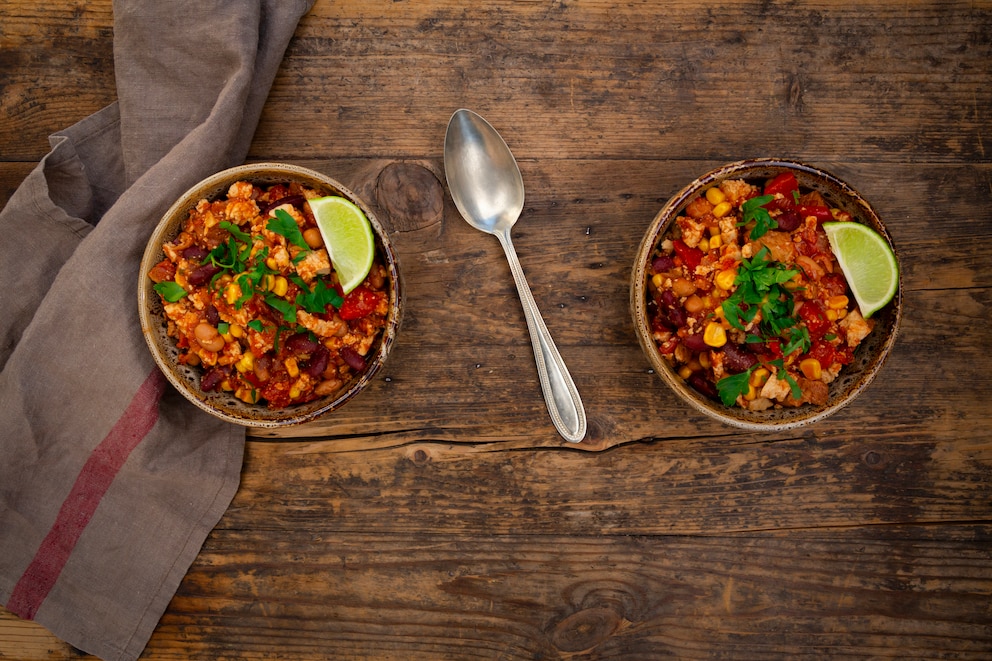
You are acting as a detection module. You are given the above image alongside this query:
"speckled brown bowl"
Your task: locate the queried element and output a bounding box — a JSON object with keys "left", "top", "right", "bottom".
{"left": 138, "top": 163, "right": 402, "bottom": 427}
{"left": 630, "top": 159, "right": 901, "bottom": 431}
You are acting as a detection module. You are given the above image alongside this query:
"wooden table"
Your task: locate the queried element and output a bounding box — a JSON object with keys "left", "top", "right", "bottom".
{"left": 3, "top": 1, "right": 991, "bottom": 658}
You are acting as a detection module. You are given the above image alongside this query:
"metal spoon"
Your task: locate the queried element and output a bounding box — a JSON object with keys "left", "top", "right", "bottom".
{"left": 443, "top": 108, "right": 587, "bottom": 443}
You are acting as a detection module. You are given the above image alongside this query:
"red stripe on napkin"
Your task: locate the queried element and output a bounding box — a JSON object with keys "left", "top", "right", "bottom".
{"left": 7, "top": 369, "right": 167, "bottom": 620}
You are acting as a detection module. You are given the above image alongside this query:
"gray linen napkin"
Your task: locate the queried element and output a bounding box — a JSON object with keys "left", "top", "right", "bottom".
{"left": 0, "top": 2, "right": 314, "bottom": 659}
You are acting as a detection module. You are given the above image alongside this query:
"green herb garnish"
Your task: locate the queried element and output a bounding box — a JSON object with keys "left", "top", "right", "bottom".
{"left": 219, "top": 220, "right": 251, "bottom": 243}
{"left": 716, "top": 365, "right": 757, "bottom": 407}
{"left": 739, "top": 194, "right": 776, "bottom": 240}
{"left": 721, "top": 247, "right": 805, "bottom": 349}
{"left": 265, "top": 293, "right": 297, "bottom": 323}
{"left": 247, "top": 319, "right": 265, "bottom": 333}
{"left": 217, "top": 322, "right": 230, "bottom": 335}
{"left": 153, "top": 281, "right": 188, "bottom": 302}
{"left": 268, "top": 209, "right": 310, "bottom": 253}
{"left": 295, "top": 279, "right": 344, "bottom": 315}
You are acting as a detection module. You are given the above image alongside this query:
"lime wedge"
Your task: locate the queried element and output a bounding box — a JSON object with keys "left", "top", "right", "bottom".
{"left": 823, "top": 221, "right": 898, "bottom": 318}
{"left": 309, "top": 196, "right": 375, "bottom": 294}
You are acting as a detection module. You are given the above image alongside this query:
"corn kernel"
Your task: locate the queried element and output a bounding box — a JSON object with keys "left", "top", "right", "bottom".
{"left": 225, "top": 282, "right": 241, "bottom": 305}
{"left": 289, "top": 385, "right": 302, "bottom": 400}
{"left": 284, "top": 357, "right": 299, "bottom": 378}
{"left": 698, "top": 237, "right": 709, "bottom": 251}
{"left": 703, "top": 321, "right": 727, "bottom": 348}
{"left": 705, "top": 187, "right": 726, "bottom": 205}
{"left": 749, "top": 367, "right": 770, "bottom": 388}
{"left": 698, "top": 351, "right": 711, "bottom": 369}
{"left": 678, "top": 365, "right": 693, "bottom": 380}
{"left": 744, "top": 384, "right": 758, "bottom": 401}
{"left": 800, "top": 358, "right": 822, "bottom": 380}
{"left": 826, "top": 309, "right": 838, "bottom": 321}
{"left": 708, "top": 225, "right": 721, "bottom": 237}
{"left": 235, "top": 387, "right": 259, "bottom": 404}
{"left": 265, "top": 256, "right": 279, "bottom": 270}
{"left": 220, "top": 379, "right": 233, "bottom": 392}
{"left": 651, "top": 273, "right": 664, "bottom": 288}
{"left": 272, "top": 276, "right": 289, "bottom": 297}
{"left": 827, "top": 294, "right": 849, "bottom": 309}
{"left": 708, "top": 234, "right": 722, "bottom": 249}
{"left": 712, "top": 201, "right": 732, "bottom": 218}
{"left": 235, "top": 351, "right": 255, "bottom": 373}
{"left": 229, "top": 324, "right": 244, "bottom": 338}
{"left": 715, "top": 268, "right": 737, "bottom": 291}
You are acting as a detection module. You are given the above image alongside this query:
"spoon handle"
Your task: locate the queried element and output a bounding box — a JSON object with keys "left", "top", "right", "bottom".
{"left": 495, "top": 229, "right": 587, "bottom": 443}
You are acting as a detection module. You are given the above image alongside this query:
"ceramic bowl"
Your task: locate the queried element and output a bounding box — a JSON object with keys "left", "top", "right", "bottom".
{"left": 630, "top": 159, "right": 901, "bottom": 431}
{"left": 138, "top": 163, "right": 402, "bottom": 427}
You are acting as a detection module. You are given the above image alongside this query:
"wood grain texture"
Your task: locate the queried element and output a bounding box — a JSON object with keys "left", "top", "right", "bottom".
{"left": 2, "top": 0, "right": 991, "bottom": 659}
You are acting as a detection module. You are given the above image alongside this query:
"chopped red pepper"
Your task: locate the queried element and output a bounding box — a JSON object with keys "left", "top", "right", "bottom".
{"left": 672, "top": 239, "right": 703, "bottom": 273}
{"left": 338, "top": 285, "right": 383, "bottom": 320}
{"left": 764, "top": 172, "right": 800, "bottom": 200}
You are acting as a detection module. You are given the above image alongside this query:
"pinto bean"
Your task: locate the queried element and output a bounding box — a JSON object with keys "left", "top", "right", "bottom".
{"left": 194, "top": 323, "right": 225, "bottom": 352}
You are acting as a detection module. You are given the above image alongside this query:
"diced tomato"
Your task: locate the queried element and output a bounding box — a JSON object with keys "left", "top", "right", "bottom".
{"left": 338, "top": 285, "right": 383, "bottom": 320}
{"left": 764, "top": 172, "right": 800, "bottom": 200}
{"left": 806, "top": 340, "right": 836, "bottom": 368}
{"left": 798, "top": 204, "right": 832, "bottom": 223}
{"left": 797, "top": 301, "right": 830, "bottom": 340}
{"left": 672, "top": 239, "right": 703, "bottom": 273}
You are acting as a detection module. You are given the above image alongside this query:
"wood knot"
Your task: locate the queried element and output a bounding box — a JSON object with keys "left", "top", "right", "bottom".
{"left": 375, "top": 162, "right": 444, "bottom": 232}
{"left": 550, "top": 606, "right": 622, "bottom": 653}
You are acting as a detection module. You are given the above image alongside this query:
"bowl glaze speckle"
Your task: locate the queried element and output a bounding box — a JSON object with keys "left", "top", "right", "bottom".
{"left": 138, "top": 163, "right": 402, "bottom": 427}
{"left": 630, "top": 159, "right": 901, "bottom": 431}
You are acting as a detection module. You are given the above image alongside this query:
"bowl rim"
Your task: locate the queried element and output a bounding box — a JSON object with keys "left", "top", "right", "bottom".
{"left": 630, "top": 158, "right": 902, "bottom": 431}
{"left": 138, "top": 162, "right": 402, "bottom": 428}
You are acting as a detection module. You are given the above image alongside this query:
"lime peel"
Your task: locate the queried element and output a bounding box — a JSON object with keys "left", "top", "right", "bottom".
{"left": 308, "top": 196, "right": 375, "bottom": 294}
{"left": 823, "top": 221, "right": 898, "bottom": 318}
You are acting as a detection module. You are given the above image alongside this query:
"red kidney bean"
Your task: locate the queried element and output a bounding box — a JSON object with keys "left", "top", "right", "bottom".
{"left": 666, "top": 305, "right": 687, "bottom": 329}
{"left": 683, "top": 333, "right": 708, "bottom": 352}
{"left": 721, "top": 343, "right": 758, "bottom": 373}
{"left": 285, "top": 332, "right": 321, "bottom": 354}
{"left": 187, "top": 263, "right": 221, "bottom": 287}
{"left": 205, "top": 305, "right": 220, "bottom": 326}
{"left": 652, "top": 255, "right": 676, "bottom": 273}
{"left": 259, "top": 194, "right": 306, "bottom": 216}
{"left": 302, "top": 346, "right": 329, "bottom": 378}
{"left": 200, "top": 367, "right": 227, "bottom": 392}
{"left": 340, "top": 346, "right": 366, "bottom": 372}
{"left": 182, "top": 245, "right": 209, "bottom": 261}
{"left": 660, "top": 289, "right": 678, "bottom": 309}
{"left": 687, "top": 371, "right": 719, "bottom": 400}
{"left": 776, "top": 209, "right": 801, "bottom": 232}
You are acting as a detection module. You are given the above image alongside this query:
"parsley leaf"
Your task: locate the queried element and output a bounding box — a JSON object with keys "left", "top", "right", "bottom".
{"left": 247, "top": 319, "right": 265, "bottom": 333}
{"left": 219, "top": 220, "right": 251, "bottom": 243}
{"left": 153, "top": 281, "right": 188, "bottom": 302}
{"left": 716, "top": 366, "right": 756, "bottom": 407}
{"left": 740, "top": 194, "right": 776, "bottom": 240}
{"left": 268, "top": 209, "right": 310, "bottom": 252}
{"left": 296, "top": 279, "right": 344, "bottom": 314}
{"left": 265, "top": 294, "right": 297, "bottom": 323}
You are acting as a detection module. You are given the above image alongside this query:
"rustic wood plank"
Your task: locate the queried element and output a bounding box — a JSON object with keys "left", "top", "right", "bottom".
{"left": 252, "top": 1, "right": 992, "bottom": 163}
{"left": 228, "top": 429, "right": 992, "bottom": 537}
{"left": 143, "top": 527, "right": 990, "bottom": 659}
{"left": 0, "top": 1, "right": 116, "bottom": 162}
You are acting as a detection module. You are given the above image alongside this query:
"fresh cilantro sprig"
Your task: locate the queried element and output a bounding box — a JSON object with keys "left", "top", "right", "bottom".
{"left": 268, "top": 209, "right": 310, "bottom": 252}
{"left": 153, "top": 281, "right": 188, "bottom": 302}
{"left": 296, "top": 279, "right": 344, "bottom": 315}
{"left": 721, "top": 247, "right": 808, "bottom": 355}
{"left": 739, "top": 194, "right": 776, "bottom": 240}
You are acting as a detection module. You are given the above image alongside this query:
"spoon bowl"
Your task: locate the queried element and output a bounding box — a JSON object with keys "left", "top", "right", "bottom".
{"left": 443, "top": 109, "right": 587, "bottom": 443}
